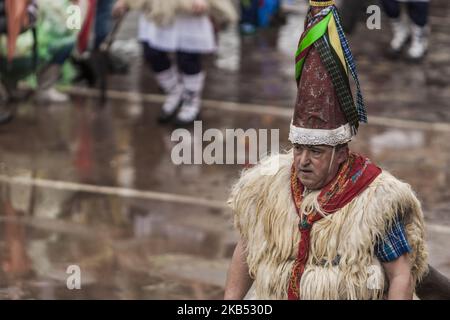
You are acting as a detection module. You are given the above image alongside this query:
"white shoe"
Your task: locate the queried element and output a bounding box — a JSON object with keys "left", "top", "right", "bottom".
{"left": 155, "top": 67, "right": 183, "bottom": 122}
{"left": 389, "top": 19, "right": 410, "bottom": 53}
{"left": 35, "top": 87, "right": 69, "bottom": 103}
{"left": 175, "top": 73, "right": 205, "bottom": 126}
{"left": 407, "top": 25, "right": 429, "bottom": 60}
{"left": 159, "top": 83, "right": 183, "bottom": 122}
{"left": 175, "top": 91, "right": 201, "bottom": 125}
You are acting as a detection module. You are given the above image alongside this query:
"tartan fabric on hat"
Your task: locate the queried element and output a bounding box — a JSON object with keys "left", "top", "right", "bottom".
{"left": 332, "top": 9, "right": 367, "bottom": 123}
{"left": 314, "top": 36, "right": 359, "bottom": 130}
{"left": 306, "top": 6, "right": 332, "bottom": 29}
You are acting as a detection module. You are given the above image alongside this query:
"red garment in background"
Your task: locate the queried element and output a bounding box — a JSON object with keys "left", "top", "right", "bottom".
{"left": 77, "top": 0, "right": 97, "bottom": 53}
{"left": 5, "top": 0, "right": 29, "bottom": 61}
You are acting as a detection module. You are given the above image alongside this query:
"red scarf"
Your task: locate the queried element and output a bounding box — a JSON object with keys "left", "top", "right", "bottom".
{"left": 287, "top": 152, "right": 381, "bottom": 300}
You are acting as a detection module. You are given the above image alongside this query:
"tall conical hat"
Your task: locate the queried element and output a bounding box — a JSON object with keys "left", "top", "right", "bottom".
{"left": 289, "top": 0, "right": 367, "bottom": 146}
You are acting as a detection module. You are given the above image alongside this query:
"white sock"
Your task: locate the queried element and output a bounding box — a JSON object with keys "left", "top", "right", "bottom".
{"left": 177, "top": 72, "right": 206, "bottom": 123}
{"left": 155, "top": 67, "right": 184, "bottom": 115}
{"left": 155, "top": 66, "right": 179, "bottom": 93}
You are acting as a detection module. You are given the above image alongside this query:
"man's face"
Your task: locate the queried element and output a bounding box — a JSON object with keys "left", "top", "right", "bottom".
{"left": 293, "top": 144, "right": 348, "bottom": 190}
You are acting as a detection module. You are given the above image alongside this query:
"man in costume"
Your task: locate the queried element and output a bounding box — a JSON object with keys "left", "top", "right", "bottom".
{"left": 224, "top": 0, "right": 428, "bottom": 300}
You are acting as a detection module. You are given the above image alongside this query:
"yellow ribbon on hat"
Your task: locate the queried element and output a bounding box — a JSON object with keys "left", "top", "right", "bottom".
{"left": 327, "top": 14, "right": 348, "bottom": 75}
{"left": 310, "top": 0, "right": 335, "bottom": 7}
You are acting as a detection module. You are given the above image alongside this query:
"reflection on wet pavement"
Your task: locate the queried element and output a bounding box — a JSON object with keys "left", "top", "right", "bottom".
{"left": 0, "top": 0, "right": 449, "bottom": 299}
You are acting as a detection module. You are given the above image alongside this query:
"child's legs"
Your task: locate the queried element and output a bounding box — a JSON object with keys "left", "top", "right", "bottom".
{"left": 176, "top": 52, "right": 202, "bottom": 75}
{"left": 407, "top": 2, "right": 429, "bottom": 27}
{"left": 142, "top": 42, "right": 172, "bottom": 73}
{"left": 381, "top": 0, "right": 401, "bottom": 19}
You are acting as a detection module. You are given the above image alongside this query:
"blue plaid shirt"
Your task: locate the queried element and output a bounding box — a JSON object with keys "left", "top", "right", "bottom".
{"left": 375, "top": 217, "right": 411, "bottom": 263}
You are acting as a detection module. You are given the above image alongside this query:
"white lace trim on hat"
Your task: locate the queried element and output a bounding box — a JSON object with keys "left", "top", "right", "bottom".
{"left": 288, "top": 122, "right": 354, "bottom": 146}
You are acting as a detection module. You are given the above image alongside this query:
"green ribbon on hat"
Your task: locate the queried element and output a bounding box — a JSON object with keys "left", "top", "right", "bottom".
{"left": 295, "top": 12, "right": 332, "bottom": 82}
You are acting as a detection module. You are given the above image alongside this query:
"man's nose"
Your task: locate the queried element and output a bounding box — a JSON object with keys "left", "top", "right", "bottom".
{"left": 299, "top": 150, "right": 311, "bottom": 167}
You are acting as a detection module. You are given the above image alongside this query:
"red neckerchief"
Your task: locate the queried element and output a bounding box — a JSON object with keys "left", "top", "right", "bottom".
{"left": 287, "top": 152, "right": 382, "bottom": 300}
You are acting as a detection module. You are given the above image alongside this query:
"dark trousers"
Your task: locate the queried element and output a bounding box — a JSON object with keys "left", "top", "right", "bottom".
{"left": 50, "top": 43, "right": 75, "bottom": 65}
{"left": 381, "top": 0, "right": 429, "bottom": 27}
{"left": 0, "top": 0, "right": 6, "bottom": 34}
{"left": 240, "top": 0, "right": 259, "bottom": 26}
{"left": 94, "top": 0, "right": 114, "bottom": 49}
{"left": 141, "top": 43, "right": 202, "bottom": 75}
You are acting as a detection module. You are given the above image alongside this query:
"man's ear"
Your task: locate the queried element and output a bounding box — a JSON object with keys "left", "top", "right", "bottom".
{"left": 336, "top": 146, "right": 349, "bottom": 164}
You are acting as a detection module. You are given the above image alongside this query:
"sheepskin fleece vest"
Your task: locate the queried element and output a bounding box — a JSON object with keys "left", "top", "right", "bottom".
{"left": 228, "top": 152, "right": 428, "bottom": 300}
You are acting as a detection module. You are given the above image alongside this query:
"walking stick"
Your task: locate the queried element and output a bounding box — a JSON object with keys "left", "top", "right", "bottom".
{"left": 97, "top": 14, "right": 125, "bottom": 104}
